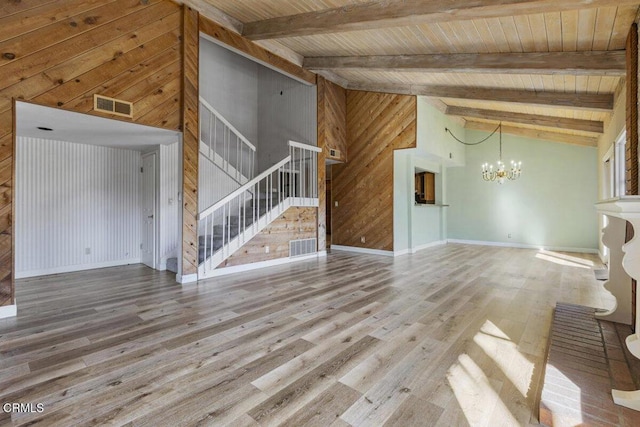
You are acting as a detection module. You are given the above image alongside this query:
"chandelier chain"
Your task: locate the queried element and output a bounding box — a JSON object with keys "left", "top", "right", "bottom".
{"left": 445, "top": 123, "right": 501, "bottom": 146}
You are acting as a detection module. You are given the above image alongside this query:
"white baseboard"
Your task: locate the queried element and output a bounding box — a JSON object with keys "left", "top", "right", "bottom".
{"left": 598, "top": 250, "right": 607, "bottom": 264}
{"left": 331, "top": 245, "right": 395, "bottom": 257}
{"left": 331, "top": 242, "right": 446, "bottom": 258}
{"left": 177, "top": 273, "right": 198, "bottom": 284}
{"left": 317, "top": 250, "right": 328, "bottom": 257}
{"left": 446, "top": 239, "right": 598, "bottom": 254}
{"left": 207, "top": 253, "right": 322, "bottom": 278}
{"left": 410, "top": 240, "right": 447, "bottom": 254}
{"left": 0, "top": 304, "right": 17, "bottom": 319}
{"left": 15, "top": 258, "right": 142, "bottom": 279}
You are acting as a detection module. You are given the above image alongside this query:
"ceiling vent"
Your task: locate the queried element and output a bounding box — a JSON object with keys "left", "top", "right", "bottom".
{"left": 94, "top": 94, "right": 133, "bottom": 118}
{"left": 329, "top": 148, "right": 340, "bottom": 158}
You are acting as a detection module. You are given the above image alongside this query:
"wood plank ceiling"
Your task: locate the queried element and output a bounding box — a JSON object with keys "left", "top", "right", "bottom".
{"left": 179, "top": 0, "right": 640, "bottom": 146}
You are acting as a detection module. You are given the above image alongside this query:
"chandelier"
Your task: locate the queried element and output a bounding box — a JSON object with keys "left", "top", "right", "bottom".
{"left": 445, "top": 122, "right": 523, "bottom": 184}
{"left": 481, "top": 123, "right": 521, "bottom": 184}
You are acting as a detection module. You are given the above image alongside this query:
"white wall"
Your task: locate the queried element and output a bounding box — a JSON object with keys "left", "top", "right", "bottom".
{"left": 394, "top": 100, "right": 463, "bottom": 253}
{"left": 16, "top": 137, "right": 142, "bottom": 277}
{"left": 447, "top": 130, "right": 599, "bottom": 252}
{"left": 597, "top": 87, "right": 626, "bottom": 259}
{"left": 199, "top": 38, "right": 259, "bottom": 145}
{"left": 158, "top": 142, "right": 180, "bottom": 269}
{"left": 257, "top": 66, "right": 317, "bottom": 170}
{"left": 198, "top": 154, "right": 240, "bottom": 212}
{"left": 416, "top": 97, "right": 466, "bottom": 167}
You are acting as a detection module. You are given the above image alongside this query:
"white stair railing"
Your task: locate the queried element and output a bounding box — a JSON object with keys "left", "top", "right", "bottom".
{"left": 198, "top": 141, "right": 321, "bottom": 278}
{"left": 199, "top": 97, "right": 255, "bottom": 184}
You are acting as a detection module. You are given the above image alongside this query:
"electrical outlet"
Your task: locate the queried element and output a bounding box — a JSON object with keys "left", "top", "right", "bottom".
{"left": 335, "top": 201, "right": 338, "bottom": 207}
{"left": 508, "top": 233, "right": 512, "bottom": 238}
{"left": 265, "top": 246, "right": 270, "bottom": 253}
{"left": 360, "top": 236, "right": 366, "bottom": 243}
{"left": 85, "top": 247, "right": 91, "bottom": 255}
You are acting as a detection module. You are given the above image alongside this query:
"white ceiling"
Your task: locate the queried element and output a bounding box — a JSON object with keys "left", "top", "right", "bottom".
{"left": 16, "top": 102, "right": 180, "bottom": 151}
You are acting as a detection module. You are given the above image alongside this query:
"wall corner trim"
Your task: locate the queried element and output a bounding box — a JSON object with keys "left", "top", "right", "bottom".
{"left": 177, "top": 273, "right": 198, "bottom": 284}
{"left": 409, "top": 240, "right": 447, "bottom": 254}
{"left": 0, "top": 305, "right": 17, "bottom": 319}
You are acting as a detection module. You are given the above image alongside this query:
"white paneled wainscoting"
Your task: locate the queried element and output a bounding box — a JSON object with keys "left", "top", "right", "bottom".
{"left": 15, "top": 137, "right": 180, "bottom": 278}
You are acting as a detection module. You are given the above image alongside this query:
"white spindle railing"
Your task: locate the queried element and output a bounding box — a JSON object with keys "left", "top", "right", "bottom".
{"left": 199, "top": 97, "right": 256, "bottom": 184}
{"left": 198, "top": 141, "right": 321, "bottom": 277}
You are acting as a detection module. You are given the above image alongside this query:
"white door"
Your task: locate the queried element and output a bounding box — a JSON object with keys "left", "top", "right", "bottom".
{"left": 141, "top": 153, "right": 156, "bottom": 268}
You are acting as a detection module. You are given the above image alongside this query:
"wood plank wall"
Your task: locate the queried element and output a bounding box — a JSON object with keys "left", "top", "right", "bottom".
{"left": 181, "top": 6, "right": 199, "bottom": 277}
{"left": 0, "top": 0, "right": 183, "bottom": 307}
{"left": 317, "top": 76, "right": 347, "bottom": 251}
{"left": 317, "top": 84, "right": 327, "bottom": 252}
{"left": 332, "top": 90, "right": 416, "bottom": 252}
{"left": 220, "top": 207, "right": 317, "bottom": 268}
{"left": 626, "top": 23, "right": 639, "bottom": 195}
{"left": 626, "top": 22, "right": 639, "bottom": 330}
{"left": 318, "top": 77, "right": 347, "bottom": 163}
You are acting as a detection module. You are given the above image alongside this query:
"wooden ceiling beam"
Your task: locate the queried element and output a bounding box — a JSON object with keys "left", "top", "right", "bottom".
{"left": 465, "top": 121, "right": 599, "bottom": 147}
{"left": 304, "top": 51, "right": 625, "bottom": 76}
{"left": 347, "top": 82, "right": 614, "bottom": 112}
{"left": 418, "top": 86, "right": 614, "bottom": 111}
{"left": 446, "top": 106, "right": 604, "bottom": 133}
{"left": 242, "top": 0, "right": 640, "bottom": 40}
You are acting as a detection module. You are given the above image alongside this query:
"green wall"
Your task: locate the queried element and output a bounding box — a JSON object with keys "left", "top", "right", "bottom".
{"left": 447, "top": 130, "right": 599, "bottom": 251}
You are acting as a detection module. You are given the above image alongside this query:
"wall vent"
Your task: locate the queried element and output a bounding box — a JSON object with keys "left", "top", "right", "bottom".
{"left": 329, "top": 148, "right": 340, "bottom": 158}
{"left": 94, "top": 94, "right": 133, "bottom": 118}
{"left": 289, "top": 238, "right": 317, "bottom": 257}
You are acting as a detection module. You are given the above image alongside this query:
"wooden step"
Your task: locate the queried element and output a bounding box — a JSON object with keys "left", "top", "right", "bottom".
{"left": 540, "top": 303, "right": 640, "bottom": 426}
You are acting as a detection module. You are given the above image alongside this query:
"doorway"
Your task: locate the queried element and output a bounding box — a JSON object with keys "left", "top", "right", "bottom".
{"left": 141, "top": 153, "right": 157, "bottom": 269}
{"left": 15, "top": 101, "right": 181, "bottom": 279}
{"left": 325, "top": 161, "right": 340, "bottom": 249}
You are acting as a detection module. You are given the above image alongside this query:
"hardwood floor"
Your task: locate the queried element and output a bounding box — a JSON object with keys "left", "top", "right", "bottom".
{"left": 0, "top": 244, "right": 613, "bottom": 426}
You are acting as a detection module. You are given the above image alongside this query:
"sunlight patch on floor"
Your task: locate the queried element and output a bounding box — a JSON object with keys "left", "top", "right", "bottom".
{"left": 474, "top": 320, "right": 534, "bottom": 397}
{"left": 535, "top": 250, "right": 593, "bottom": 269}
{"left": 541, "top": 365, "right": 584, "bottom": 425}
{"left": 447, "top": 353, "right": 518, "bottom": 427}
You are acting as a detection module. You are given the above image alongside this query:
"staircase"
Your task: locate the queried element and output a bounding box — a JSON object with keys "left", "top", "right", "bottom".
{"left": 197, "top": 141, "right": 320, "bottom": 279}
{"left": 168, "top": 99, "right": 258, "bottom": 275}
{"left": 169, "top": 99, "right": 321, "bottom": 278}
{"left": 199, "top": 97, "right": 255, "bottom": 186}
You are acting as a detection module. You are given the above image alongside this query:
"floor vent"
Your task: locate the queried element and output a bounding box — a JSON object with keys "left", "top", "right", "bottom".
{"left": 94, "top": 95, "right": 133, "bottom": 118}
{"left": 289, "top": 238, "right": 317, "bottom": 257}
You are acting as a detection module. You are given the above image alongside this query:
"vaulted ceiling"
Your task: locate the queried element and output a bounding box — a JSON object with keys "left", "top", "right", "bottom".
{"left": 179, "top": 0, "right": 640, "bottom": 146}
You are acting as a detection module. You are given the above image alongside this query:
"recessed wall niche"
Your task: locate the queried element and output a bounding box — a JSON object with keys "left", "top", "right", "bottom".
{"left": 415, "top": 169, "right": 436, "bottom": 204}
